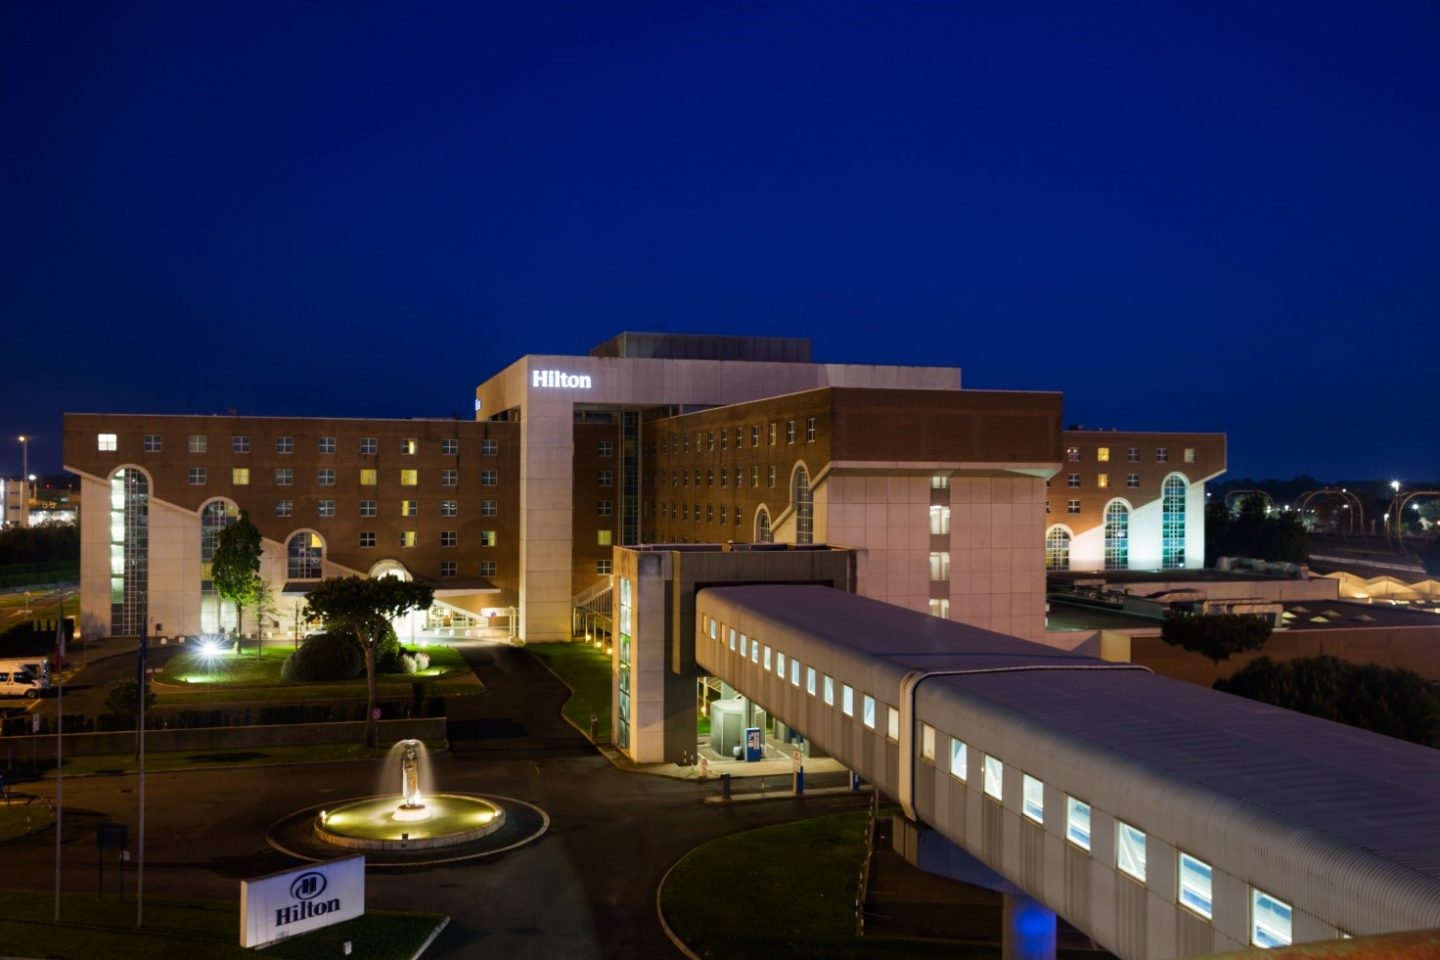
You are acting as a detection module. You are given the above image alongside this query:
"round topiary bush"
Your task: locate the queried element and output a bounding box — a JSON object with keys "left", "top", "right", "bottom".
{"left": 281, "top": 633, "right": 364, "bottom": 682}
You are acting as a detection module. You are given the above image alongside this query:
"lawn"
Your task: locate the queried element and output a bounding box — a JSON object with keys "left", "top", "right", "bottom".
{"left": 0, "top": 796, "right": 55, "bottom": 840}
{"left": 0, "top": 889, "right": 444, "bottom": 960}
{"left": 526, "top": 642, "right": 612, "bottom": 741}
{"left": 18, "top": 739, "right": 449, "bottom": 781}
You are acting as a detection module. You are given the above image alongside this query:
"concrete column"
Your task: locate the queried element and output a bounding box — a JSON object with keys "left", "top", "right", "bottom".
{"left": 1002, "top": 893, "right": 1056, "bottom": 960}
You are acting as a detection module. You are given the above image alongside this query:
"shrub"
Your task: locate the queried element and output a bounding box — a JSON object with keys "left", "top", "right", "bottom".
{"left": 103, "top": 680, "right": 156, "bottom": 722}
{"left": 281, "top": 633, "right": 364, "bottom": 682}
{"left": 399, "top": 653, "right": 418, "bottom": 674}
{"left": 374, "top": 623, "right": 402, "bottom": 672}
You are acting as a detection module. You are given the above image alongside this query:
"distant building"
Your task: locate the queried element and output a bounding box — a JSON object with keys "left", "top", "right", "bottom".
{"left": 1, "top": 477, "right": 28, "bottom": 528}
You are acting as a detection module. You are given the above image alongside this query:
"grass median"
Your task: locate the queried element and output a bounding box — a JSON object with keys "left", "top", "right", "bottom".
{"left": 0, "top": 888, "right": 444, "bottom": 960}
{"left": 526, "top": 642, "right": 612, "bottom": 741}
{"left": 13, "top": 739, "right": 448, "bottom": 781}
{"left": 0, "top": 797, "right": 55, "bottom": 840}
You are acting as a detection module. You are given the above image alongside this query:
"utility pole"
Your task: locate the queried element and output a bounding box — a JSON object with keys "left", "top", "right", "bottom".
{"left": 136, "top": 623, "right": 147, "bottom": 927}
{"left": 54, "top": 598, "right": 63, "bottom": 922}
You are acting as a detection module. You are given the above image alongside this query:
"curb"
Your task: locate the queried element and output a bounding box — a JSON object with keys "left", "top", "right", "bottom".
{"left": 655, "top": 854, "right": 705, "bottom": 960}
{"left": 702, "top": 785, "right": 867, "bottom": 805}
{"left": 409, "top": 915, "right": 451, "bottom": 959}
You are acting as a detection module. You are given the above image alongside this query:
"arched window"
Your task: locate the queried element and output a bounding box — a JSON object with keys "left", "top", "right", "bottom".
{"left": 792, "top": 465, "right": 812, "bottom": 544}
{"left": 1045, "top": 527, "right": 1071, "bottom": 571}
{"left": 287, "top": 532, "right": 324, "bottom": 580}
{"left": 756, "top": 507, "right": 773, "bottom": 543}
{"left": 1104, "top": 501, "right": 1129, "bottom": 570}
{"left": 1162, "top": 475, "right": 1187, "bottom": 569}
{"left": 200, "top": 500, "right": 239, "bottom": 634}
{"left": 109, "top": 468, "right": 149, "bottom": 635}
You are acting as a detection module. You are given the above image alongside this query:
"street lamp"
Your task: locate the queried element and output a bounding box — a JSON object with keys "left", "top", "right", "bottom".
{"left": 1389, "top": 481, "right": 1402, "bottom": 539}
{"left": 17, "top": 435, "right": 30, "bottom": 527}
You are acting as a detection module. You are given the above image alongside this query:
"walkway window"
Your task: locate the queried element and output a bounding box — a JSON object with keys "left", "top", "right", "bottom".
{"left": 950, "top": 738, "right": 968, "bottom": 781}
{"left": 1022, "top": 775, "right": 1044, "bottom": 823}
{"left": 929, "top": 551, "right": 950, "bottom": 581}
{"left": 983, "top": 755, "right": 1003, "bottom": 800}
{"left": 1252, "top": 890, "right": 1292, "bottom": 948}
{"left": 790, "top": 659, "right": 801, "bottom": 687}
{"left": 728, "top": 628, "right": 736, "bottom": 651}
{"left": 1179, "top": 853, "right": 1213, "bottom": 919}
{"left": 862, "top": 694, "right": 876, "bottom": 729}
{"left": 841, "top": 684, "right": 854, "bottom": 717}
{"left": 750, "top": 639, "right": 759, "bottom": 664}
{"left": 1045, "top": 527, "right": 1071, "bottom": 570}
{"left": 763, "top": 645, "right": 772, "bottom": 670}
{"left": 287, "top": 532, "right": 323, "bottom": 580}
{"left": 921, "top": 724, "right": 935, "bottom": 761}
{"left": 806, "top": 667, "right": 816, "bottom": 696}
{"left": 886, "top": 706, "right": 899, "bottom": 741}
{"left": 707, "top": 618, "right": 716, "bottom": 640}
{"left": 109, "top": 468, "right": 149, "bottom": 634}
{"left": 1163, "top": 475, "right": 1187, "bottom": 569}
{"left": 929, "top": 505, "right": 950, "bottom": 535}
{"left": 793, "top": 466, "right": 813, "bottom": 544}
{"left": 1066, "top": 797, "right": 1091, "bottom": 850}
{"left": 823, "top": 674, "right": 834, "bottom": 705}
{"left": 776, "top": 651, "right": 785, "bottom": 675}
{"left": 1104, "top": 501, "right": 1129, "bottom": 570}
{"left": 756, "top": 507, "right": 772, "bottom": 543}
{"left": 1116, "top": 821, "right": 1146, "bottom": 883}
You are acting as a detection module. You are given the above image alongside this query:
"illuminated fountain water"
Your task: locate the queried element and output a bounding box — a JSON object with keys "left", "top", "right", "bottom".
{"left": 312, "top": 739, "right": 507, "bottom": 851}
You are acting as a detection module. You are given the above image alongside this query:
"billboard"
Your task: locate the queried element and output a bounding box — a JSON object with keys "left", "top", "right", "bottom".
{"left": 240, "top": 855, "right": 365, "bottom": 948}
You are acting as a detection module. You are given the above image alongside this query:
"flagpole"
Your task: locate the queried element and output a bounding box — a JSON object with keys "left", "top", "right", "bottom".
{"left": 136, "top": 621, "right": 146, "bottom": 928}
{"left": 53, "top": 598, "right": 63, "bottom": 922}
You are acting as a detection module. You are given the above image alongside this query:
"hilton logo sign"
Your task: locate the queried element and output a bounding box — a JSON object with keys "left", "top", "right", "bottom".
{"left": 532, "top": 370, "right": 593, "bottom": 389}
{"left": 240, "top": 856, "right": 365, "bottom": 948}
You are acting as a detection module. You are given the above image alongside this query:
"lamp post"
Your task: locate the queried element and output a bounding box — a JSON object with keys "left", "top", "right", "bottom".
{"left": 17, "top": 435, "right": 29, "bottom": 528}
{"left": 1389, "top": 480, "right": 1402, "bottom": 540}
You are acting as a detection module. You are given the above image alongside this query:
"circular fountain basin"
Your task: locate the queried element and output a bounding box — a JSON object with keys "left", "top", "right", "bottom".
{"left": 315, "top": 793, "right": 506, "bottom": 851}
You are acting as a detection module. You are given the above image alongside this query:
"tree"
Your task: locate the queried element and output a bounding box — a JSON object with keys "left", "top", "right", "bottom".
{"left": 211, "top": 510, "right": 262, "bottom": 642}
{"left": 1206, "top": 495, "right": 1308, "bottom": 565}
{"left": 1216, "top": 656, "right": 1440, "bottom": 748}
{"left": 1418, "top": 536, "right": 1440, "bottom": 577}
{"left": 104, "top": 679, "right": 157, "bottom": 721}
{"left": 303, "top": 576, "right": 434, "bottom": 747}
{"left": 1160, "top": 612, "right": 1272, "bottom": 664}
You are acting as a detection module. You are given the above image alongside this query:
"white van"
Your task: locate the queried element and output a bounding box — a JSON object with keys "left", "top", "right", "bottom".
{"left": 0, "top": 669, "right": 43, "bottom": 699}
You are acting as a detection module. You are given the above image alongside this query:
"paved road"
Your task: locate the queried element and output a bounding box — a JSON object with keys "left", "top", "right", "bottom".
{"left": 3, "top": 639, "right": 866, "bottom": 958}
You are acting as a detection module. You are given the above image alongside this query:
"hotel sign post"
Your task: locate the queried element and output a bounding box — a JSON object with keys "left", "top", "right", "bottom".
{"left": 240, "top": 856, "right": 365, "bottom": 948}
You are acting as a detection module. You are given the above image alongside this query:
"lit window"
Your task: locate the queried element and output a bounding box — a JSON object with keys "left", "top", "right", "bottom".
{"left": 144, "top": 434, "right": 162, "bottom": 452}
{"left": 1097, "top": 473, "right": 1109, "bottom": 489}
{"left": 950, "top": 738, "right": 967, "bottom": 781}
{"left": 441, "top": 500, "right": 458, "bottom": 517}
{"left": 318, "top": 436, "right": 335, "bottom": 454}
{"left": 480, "top": 500, "right": 497, "bottom": 516}
{"left": 750, "top": 425, "right": 759, "bottom": 447}
{"left": 921, "top": 724, "right": 935, "bottom": 761}
{"left": 1116, "top": 821, "right": 1146, "bottom": 883}
{"left": 401, "top": 438, "right": 417, "bottom": 455}
{"left": 274, "top": 500, "right": 293, "bottom": 518}
{"left": 440, "top": 560, "right": 457, "bottom": 578}
{"left": 823, "top": 674, "right": 834, "bottom": 705}
{"left": 1252, "top": 890, "right": 1292, "bottom": 948}
{"left": 188, "top": 435, "right": 207, "bottom": 453}
{"left": 400, "top": 530, "right": 416, "bottom": 548}
{"left": 768, "top": 422, "right": 776, "bottom": 445}
{"left": 862, "top": 694, "right": 876, "bottom": 729}
{"left": 708, "top": 618, "right": 716, "bottom": 640}
{"left": 1066, "top": 796, "right": 1091, "bottom": 849}
{"left": 360, "top": 437, "right": 377, "bottom": 455}
{"left": 232, "top": 468, "right": 250, "bottom": 485}
{"left": 479, "top": 560, "right": 497, "bottom": 576}
{"left": 317, "top": 468, "right": 335, "bottom": 485}
{"left": 785, "top": 420, "right": 796, "bottom": 443}
{"left": 359, "top": 531, "right": 375, "bottom": 548}
{"left": 1179, "top": 853, "right": 1213, "bottom": 919}
{"left": 767, "top": 465, "right": 776, "bottom": 487}
{"left": 750, "top": 465, "right": 759, "bottom": 487}
{"left": 790, "top": 659, "right": 800, "bottom": 687}
{"left": 481, "top": 439, "right": 497, "bottom": 455}
{"left": 275, "top": 436, "right": 293, "bottom": 454}
{"left": 886, "top": 705, "right": 899, "bottom": 740}
{"left": 776, "top": 651, "right": 785, "bottom": 675}
{"left": 929, "top": 598, "right": 951, "bottom": 618}
{"left": 728, "top": 628, "right": 736, "bottom": 651}
{"left": 806, "top": 417, "right": 816, "bottom": 441}
{"left": 597, "top": 530, "right": 612, "bottom": 546}
{"left": 750, "top": 639, "right": 758, "bottom": 664}
{"left": 187, "top": 467, "right": 206, "bottom": 485}
{"left": 317, "top": 499, "right": 335, "bottom": 518}
{"left": 481, "top": 470, "right": 497, "bottom": 486}
{"left": 1045, "top": 527, "right": 1071, "bottom": 571}
{"left": 440, "top": 531, "right": 457, "bottom": 547}
{"left": 806, "top": 667, "right": 816, "bottom": 696}
{"left": 739, "top": 633, "right": 747, "bottom": 656}
{"left": 231, "top": 435, "right": 250, "bottom": 454}
{"left": 929, "top": 505, "right": 951, "bottom": 535}
{"left": 596, "top": 559, "right": 611, "bottom": 574}
{"left": 442, "top": 439, "right": 459, "bottom": 455}
{"left": 400, "top": 470, "right": 418, "bottom": 486}
{"left": 401, "top": 500, "right": 417, "bottom": 517}
{"left": 359, "top": 469, "right": 377, "bottom": 486}
{"left": 983, "top": 755, "right": 1003, "bottom": 800}
{"left": 929, "top": 551, "right": 950, "bottom": 581}
{"left": 763, "top": 645, "right": 772, "bottom": 670}
{"left": 1105, "top": 501, "right": 1130, "bottom": 570}
{"left": 359, "top": 500, "right": 377, "bottom": 517}
{"left": 1097, "top": 447, "right": 1109, "bottom": 462}
{"left": 275, "top": 468, "right": 293, "bottom": 486}
{"left": 841, "top": 684, "right": 853, "bottom": 717}
{"left": 1022, "top": 775, "right": 1044, "bottom": 823}
{"left": 1184, "top": 448, "right": 1196, "bottom": 464}
{"left": 931, "top": 474, "right": 949, "bottom": 489}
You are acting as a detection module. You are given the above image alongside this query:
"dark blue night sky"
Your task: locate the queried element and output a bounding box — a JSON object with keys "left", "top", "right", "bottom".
{"left": 3, "top": 2, "right": 1437, "bottom": 482}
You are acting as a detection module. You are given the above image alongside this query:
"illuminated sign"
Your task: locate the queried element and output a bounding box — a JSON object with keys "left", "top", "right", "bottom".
{"left": 532, "top": 370, "right": 592, "bottom": 389}
{"left": 240, "top": 856, "right": 365, "bottom": 948}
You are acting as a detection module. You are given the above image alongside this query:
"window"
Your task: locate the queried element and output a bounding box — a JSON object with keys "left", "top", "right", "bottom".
{"left": 232, "top": 467, "right": 250, "bottom": 485}
{"left": 1126, "top": 446, "right": 1140, "bottom": 462}
{"left": 862, "top": 694, "right": 876, "bottom": 729}
{"left": 705, "top": 469, "right": 713, "bottom": 487}
{"left": 756, "top": 506, "right": 772, "bottom": 542}
{"left": 231, "top": 435, "right": 250, "bottom": 454}
{"left": 1045, "top": 527, "right": 1071, "bottom": 570}
{"left": 886, "top": 705, "right": 899, "bottom": 740}
{"left": 929, "top": 551, "right": 950, "bottom": 581}
{"left": 1066, "top": 797, "right": 1091, "bottom": 849}
{"left": 143, "top": 434, "right": 162, "bottom": 452}
{"left": 762, "top": 645, "right": 772, "bottom": 670}
{"left": 440, "top": 468, "right": 458, "bottom": 487}
{"left": 790, "top": 658, "right": 801, "bottom": 687}
{"left": 359, "top": 499, "right": 377, "bottom": 517}
{"left": 360, "top": 437, "right": 378, "bottom": 455}
{"left": 722, "top": 431, "right": 729, "bottom": 451}
{"left": 400, "top": 438, "right": 417, "bottom": 455}
{"left": 596, "top": 559, "right": 612, "bottom": 575}
{"left": 706, "top": 504, "right": 713, "bottom": 523}
{"left": 594, "top": 470, "right": 612, "bottom": 487}
{"left": 949, "top": 738, "right": 968, "bottom": 781}
{"left": 1097, "top": 446, "right": 1110, "bottom": 462}
{"left": 287, "top": 532, "right": 323, "bottom": 579}
{"left": 1156, "top": 448, "right": 1169, "bottom": 462}
{"left": 400, "top": 531, "right": 417, "bottom": 548}
{"left": 1067, "top": 473, "right": 1081, "bottom": 488}
{"left": 479, "top": 560, "right": 497, "bottom": 576}
{"left": 767, "top": 465, "right": 776, "bottom": 488}
{"left": 317, "top": 499, "right": 335, "bottom": 517}
{"left": 359, "top": 531, "right": 376, "bottom": 548}
{"left": 481, "top": 438, "right": 498, "bottom": 455}
{"left": 790, "top": 465, "right": 816, "bottom": 541}
{"left": 441, "top": 438, "right": 459, "bottom": 455}
{"left": 1127, "top": 473, "right": 1140, "bottom": 488}
{"left": 360, "top": 469, "right": 377, "bottom": 486}
{"left": 750, "top": 638, "right": 758, "bottom": 663}
{"left": 597, "top": 530, "right": 612, "bottom": 546}
{"left": 929, "top": 598, "right": 951, "bottom": 618}
{"left": 441, "top": 500, "right": 458, "bottom": 517}
{"left": 768, "top": 422, "right": 776, "bottom": 445}
{"left": 1178, "top": 853, "right": 1213, "bottom": 919}
{"left": 184, "top": 467, "right": 204, "bottom": 485}
{"left": 739, "top": 633, "right": 748, "bottom": 656}
{"left": 1045, "top": 500, "right": 1051, "bottom": 514}
{"left": 823, "top": 674, "right": 834, "bottom": 705}
{"left": 481, "top": 470, "right": 497, "bottom": 486}
{"left": 1097, "top": 473, "right": 1109, "bottom": 488}
{"left": 1184, "top": 447, "right": 1196, "bottom": 464}
{"left": 1067, "top": 446, "right": 1080, "bottom": 462}
{"left": 1252, "top": 889, "right": 1292, "bottom": 948}
{"left": 719, "top": 467, "right": 727, "bottom": 487}
{"left": 479, "top": 530, "right": 496, "bottom": 546}
{"left": 750, "top": 425, "right": 759, "bottom": 447}
{"left": 706, "top": 431, "right": 714, "bottom": 452}
{"left": 275, "top": 468, "right": 293, "bottom": 486}
{"left": 401, "top": 500, "right": 418, "bottom": 517}
{"left": 440, "top": 560, "right": 457, "bottom": 578}
{"left": 983, "top": 755, "right": 1003, "bottom": 800}
{"left": 1105, "top": 501, "right": 1130, "bottom": 569}
{"left": 317, "top": 468, "right": 335, "bottom": 486}
{"left": 275, "top": 436, "right": 293, "bottom": 454}
{"left": 1163, "top": 475, "right": 1187, "bottom": 569}
{"left": 1067, "top": 499, "right": 1081, "bottom": 514}
{"left": 841, "top": 684, "right": 854, "bottom": 717}
{"left": 806, "top": 667, "right": 816, "bottom": 696}
{"left": 481, "top": 499, "right": 497, "bottom": 517}
{"left": 274, "top": 499, "right": 293, "bottom": 518}
{"left": 785, "top": 420, "right": 796, "bottom": 443}
{"left": 806, "top": 417, "right": 816, "bottom": 441}
{"left": 400, "top": 470, "right": 418, "bottom": 486}
{"left": 1116, "top": 821, "right": 1146, "bottom": 883}
{"left": 728, "top": 629, "right": 737, "bottom": 651}
{"left": 750, "top": 465, "right": 759, "bottom": 487}
{"left": 921, "top": 724, "right": 935, "bottom": 761}
{"left": 318, "top": 436, "right": 336, "bottom": 454}
{"left": 188, "top": 435, "right": 207, "bottom": 453}
{"left": 1022, "top": 775, "right": 1044, "bottom": 823}
{"left": 929, "top": 505, "right": 951, "bottom": 535}
{"left": 735, "top": 505, "right": 743, "bottom": 526}
{"left": 931, "top": 474, "right": 949, "bottom": 489}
